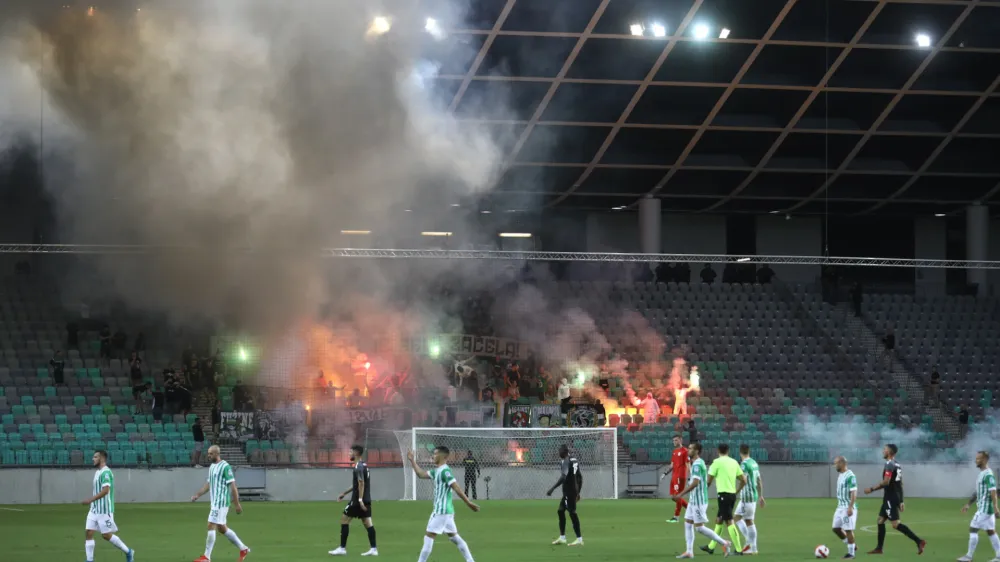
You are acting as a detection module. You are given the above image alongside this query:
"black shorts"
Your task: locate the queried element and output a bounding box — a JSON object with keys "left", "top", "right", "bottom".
{"left": 559, "top": 493, "right": 577, "bottom": 513}
{"left": 716, "top": 492, "right": 736, "bottom": 521}
{"left": 343, "top": 501, "right": 372, "bottom": 519}
{"left": 878, "top": 499, "right": 900, "bottom": 521}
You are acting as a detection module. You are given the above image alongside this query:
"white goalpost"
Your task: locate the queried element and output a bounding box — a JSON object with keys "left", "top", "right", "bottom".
{"left": 391, "top": 427, "right": 619, "bottom": 501}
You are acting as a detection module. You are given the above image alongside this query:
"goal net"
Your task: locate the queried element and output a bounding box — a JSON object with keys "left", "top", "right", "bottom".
{"left": 391, "top": 427, "right": 619, "bottom": 500}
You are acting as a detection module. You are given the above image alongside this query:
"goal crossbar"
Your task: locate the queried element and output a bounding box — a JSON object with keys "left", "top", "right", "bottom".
{"left": 395, "top": 427, "right": 619, "bottom": 501}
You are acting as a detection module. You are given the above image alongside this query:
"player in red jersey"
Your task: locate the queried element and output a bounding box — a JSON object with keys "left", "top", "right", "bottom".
{"left": 662, "top": 435, "right": 689, "bottom": 522}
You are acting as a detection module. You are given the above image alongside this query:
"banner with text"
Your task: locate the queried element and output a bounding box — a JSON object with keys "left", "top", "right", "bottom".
{"left": 219, "top": 412, "right": 256, "bottom": 442}
{"left": 403, "top": 334, "right": 525, "bottom": 360}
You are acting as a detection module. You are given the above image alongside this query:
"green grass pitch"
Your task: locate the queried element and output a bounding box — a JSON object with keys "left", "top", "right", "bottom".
{"left": 0, "top": 498, "right": 976, "bottom": 561}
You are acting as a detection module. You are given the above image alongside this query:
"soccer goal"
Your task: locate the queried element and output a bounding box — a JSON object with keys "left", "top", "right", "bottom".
{"left": 391, "top": 427, "right": 619, "bottom": 501}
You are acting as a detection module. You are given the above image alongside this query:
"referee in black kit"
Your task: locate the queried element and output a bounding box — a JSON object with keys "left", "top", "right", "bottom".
{"left": 462, "top": 450, "right": 480, "bottom": 500}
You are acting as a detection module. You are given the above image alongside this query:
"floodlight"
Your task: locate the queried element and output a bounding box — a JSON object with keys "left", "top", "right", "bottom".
{"left": 629, "top": 23, "right": 644, "bottom": 36}
{"left": 340, "top": 230, "right": 371, "bottom": 235}
{"left": 368, "top": 16, "right": 391, "bottom": 37}
{"left": 693, "top": 23, "right": 710, "bottom": 40}
{"left": 499, "top": 232, "right": 532, "bottom": 238}
{"left": 421, "top": 231, "right": 452, "bottom": 236}
{"left": 425, "top": 17, "right": 445, "bottom": 39}
{"left": 915, "top": 33, "right": 931, "bottom": 48}
{"left": 736, "top": 257, "right": 751, "bottom": 263}
{"left": 650, "top": 23, "right": 667, "bottom": 38}
{"left": 934, "top": 213, "right": 946, "bottom": 217}
{"left": 719, "top": 28, "right": 731, "bottom": 39}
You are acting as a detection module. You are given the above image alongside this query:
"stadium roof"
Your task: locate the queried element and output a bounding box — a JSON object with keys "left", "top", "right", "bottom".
{"left": 429, "top": 0, "right": 1000, "bottom": 216}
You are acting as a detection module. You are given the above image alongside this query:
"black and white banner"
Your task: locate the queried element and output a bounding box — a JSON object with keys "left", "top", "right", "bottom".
{"left": 219, "top": 412, "right": 256, "bottom": 442}
{"left": 405, "top": 334, "right": 525, "bottom": 360}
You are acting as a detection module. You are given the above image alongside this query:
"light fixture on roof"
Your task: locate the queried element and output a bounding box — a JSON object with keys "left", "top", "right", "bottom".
{"left": 450, "top": 203, "right": 460, "bottom": 207}
{"left": 629, "top": 23, "right": 644, "bottom": 37}
{"left": 769, "top": 210, "right": 780, "bottom": 214}
{"left": 650, "top": 23, "right": 667, "bottom": 38}
{"left": 421, "top": 231, "right": 452, "bottom": 237}
{"left": 480, "top": 210, "right": 492, "bottom": 214}
{"left": 341, "top": 230, "right": 371, "bottom": 235}
{"left": 499, "top": 232, "right": 532, "bottom": 238}
{"left": 425, "top": 17, "right": 444, "bottom": 39}
{"left": 612, "top": 205, "right": 627, "bottom": 211}
{"left": 934, "top": 213, "right": 946, "bottom": 217}
{"left": 736, "top": 257, "right": 751, "bottom": 263}
{"left": 719, "top": 27, "right": 731, "bottom": 39}
{"left": 693, "top": 23, "right": 710, "bottom": 40}
{"left": 367, "top": 16, "right": 391, "bottom": 37}
{"left": 915, "top": 33, "right": 932, "bottom": 48}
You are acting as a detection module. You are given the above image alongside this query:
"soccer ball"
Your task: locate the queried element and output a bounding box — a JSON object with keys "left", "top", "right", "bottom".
{"left": 814, "top": 545, "right": 830, "bottom": 558}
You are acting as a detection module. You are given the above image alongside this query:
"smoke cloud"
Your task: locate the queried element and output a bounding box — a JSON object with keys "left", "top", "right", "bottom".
{"left": 0, "top": 0, "right": 522, "bottom": 331}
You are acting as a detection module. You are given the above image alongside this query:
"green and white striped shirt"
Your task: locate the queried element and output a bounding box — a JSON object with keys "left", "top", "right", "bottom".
{"left": 428, "top": 464, "right": 456, "bottom": 515}
{"left": 208, "top": 460, "right": 236, "bottom": 509}
{"left": 975, "top": 468, "right": 996, "bottom": 516}
{"left": 740, "top": 458, "right": 760, "bottom": 503}
{"left": 90, "top": 466, "right": 115, "bottom": 515}
{"left": 836, "top": 469, "right": 857, "bottom": 509}
{"left": 688, "top": 458, "right": 708, "bottom": 506}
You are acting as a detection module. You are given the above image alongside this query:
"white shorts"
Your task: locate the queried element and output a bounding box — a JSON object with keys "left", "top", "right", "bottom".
{"left": 832, "top": 507, "right": 858, "bottom": 531}
{"left": 208, "top": 506, "right": 229, "bottom": 525}
{"left": 971, "top": 512, "right": 996, "bottom": 531}
{"left": 685, "top": 503, "right": 709, "bottom": 524}
{"left": 426, "top": 514, "right": 458, "bottom": 535}
{"left": 86, "top": 513, "right": 118, "bottom": 533}
{"left": 735, "top": 501, "right": 757, "bottom": 521}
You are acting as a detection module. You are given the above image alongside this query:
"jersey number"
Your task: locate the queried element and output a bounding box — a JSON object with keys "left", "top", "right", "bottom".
{"left": 104, "top": 520, "right": 113, "bottom": 529}
{"left": 571, "top": 461, "right": 579, "bottom": 474}
{"left": 210, "top": 509, "right": 219, "bottom": 518}
{"left": 894, "top": 467, "right": 902, "bottom": 482}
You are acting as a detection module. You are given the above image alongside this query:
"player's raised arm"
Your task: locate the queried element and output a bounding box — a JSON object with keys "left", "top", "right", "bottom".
{"left": 449, "top": 480, "right": 480, "bottom": 512}
{"left": 407, "top": 450, "right": 431, "bottom": 480}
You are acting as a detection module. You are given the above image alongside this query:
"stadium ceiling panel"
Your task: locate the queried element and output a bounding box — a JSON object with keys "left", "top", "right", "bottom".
{"left": 431, "top": 0, "right": 1000, "bottom": 216}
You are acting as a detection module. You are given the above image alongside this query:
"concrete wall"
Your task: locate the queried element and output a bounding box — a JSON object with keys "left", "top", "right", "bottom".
{"left": 989, "top": 218, "right": 1000, "bottom": 295}
{"left": 0, "top": 463, "right": 982, "bottom": 505}
{"left": 584, "top": 213, "right": 727, "bottom": 255}
{"left": 755, "top": 216, "right": 822, "bottom": 283}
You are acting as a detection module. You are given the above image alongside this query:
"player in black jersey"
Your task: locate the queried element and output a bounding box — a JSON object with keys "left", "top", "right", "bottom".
{"left": 329, "top": 445, "right": 378, "bottom": 557}
{"left": 863, "top": 443, "right": 926, "bottom": 555}
{"left": 547, "top": 444, "right": 584, "bottom": 546}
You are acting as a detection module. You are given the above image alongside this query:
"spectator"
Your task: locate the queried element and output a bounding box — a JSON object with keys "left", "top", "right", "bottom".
{"left": 756, "top": 264, "right": 774, "bottom": 284}
{"left": 927, "top": 369, "right": 941, "bottom": 404}
{"left": 673, "top": 384, "right": 692, "bottom": 417}
{"left": 675, "top": 263, "right": 691, "bottom": 283}
{"left": 881, "top": 326, "right": 896, "bottom": 368}
{"left": 233, "top": 380, "right": 246, "bottom": 409}
{"left": 182, "top": 344, "right": 194, "bottom": 367}
{"left": 191, "top": 417, "right": 206, "bottom": 467}
{"left": 640, "top": 391, "right": 660, "bottom": 423}
{"left": 211, "top": 400, "right": 222, "bottom": 435}
{"left": 481, "top": 384, "right": 494, "bottom": 403}
{"left": 133, "top": 382, "right": 151, "bottom": 413}
{"left": 686, "top": 418, "right": 697, "bottom": 444}
{"left": 699, "top": 264, "right": 717, "bottom": 284}
{"left": 99, "top": 325, "right": 112, "bottom": 363}
{"left": 50, "top": 350, "right": 65, "bottom": 386}
{"left": 655, "top": 263, "right": 673, "bottom": 284}
{"left": 151, "top": 387, "right": 164, "bottom": 422}
{"left": 126, "top": 351, "right": 142, "bottom": 386}
{"left": 957, "top": 406, "right": 970, "bottom": 438}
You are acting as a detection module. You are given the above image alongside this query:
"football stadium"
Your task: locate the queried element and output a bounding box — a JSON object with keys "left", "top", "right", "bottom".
{"left": 1, "top": 0, "right": 1000, "bottom": 561}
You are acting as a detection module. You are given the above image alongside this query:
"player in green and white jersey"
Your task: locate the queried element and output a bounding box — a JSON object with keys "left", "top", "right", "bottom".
{"left": 81, "top": 450, "right": 134, "bottom": 562}
{"left": 734, "top": 444, "right": 765, "bottom": 555}
{"left": 408, "top": 446, "right": 480, "bottom": 562}
{"left": 958, "top": 451, "right": 1000, "bottom": 562}
{"left": 832, "top": 456, "right": 858, "bottom": 559}
{"left": 671, "top": 443, "right": 731, "bottom": 559}
{"left": 190, "top": 445, "right": 250, "bottom": 562}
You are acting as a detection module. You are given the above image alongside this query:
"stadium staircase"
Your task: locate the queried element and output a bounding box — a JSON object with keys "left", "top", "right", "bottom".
{"left": 836, "top": 303, "right": 962, "bottom": 440}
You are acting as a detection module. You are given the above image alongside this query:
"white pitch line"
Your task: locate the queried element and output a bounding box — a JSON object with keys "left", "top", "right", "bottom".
{"left": 0, "top": 507, "right": 26, "bottom": 512}
{"left": 858, "top": 520, "right": 953, "bottom": 534}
